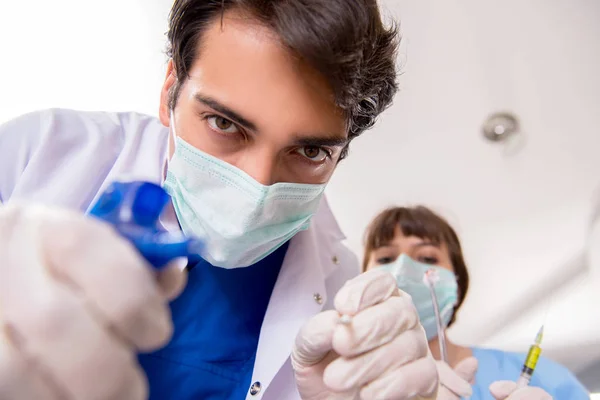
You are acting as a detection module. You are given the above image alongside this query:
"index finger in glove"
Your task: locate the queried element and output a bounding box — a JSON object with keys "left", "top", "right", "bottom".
{"left": 359, "top": 356, "right": 438, "bottom": 400}
{"left": 292, "top": 310, "right": 339, "bottom": 368}
{"left": 0, "top": 332, "right": 60, "bottom": 400}
{"left": 156, "top": 258, "right": 188, "bottom": 301}
{"left": 489, "top": 381, "right": 552, "bottom": 400}
{"left": 333, "top": 295, "right": 420, "bottom": 357}
{"left": 40, "top": 208, "right": 173, "bottom": 351}
{"left": 325, "top": 326, "right": 429, "bottom": 392}
{"left": 334, "top": 269, "right": 399, "bottom": 316}
{"left": 453, "top": 356, "right": 478, "bottom": 384}
{"left": 436, "top": 358, "right": 476, "bottom": 398}
{"left": 2, "top": 279, "right": 149, "bottom": 400}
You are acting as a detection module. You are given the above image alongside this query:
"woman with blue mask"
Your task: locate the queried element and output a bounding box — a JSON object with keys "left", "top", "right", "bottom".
{"left": 362, "top": 206, "right": 589, "bottom": 400}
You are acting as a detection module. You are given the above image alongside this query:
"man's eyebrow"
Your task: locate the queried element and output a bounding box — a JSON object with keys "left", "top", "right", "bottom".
{"left": 195, "top": 93, "right": 347, "bottom": 147}
{"left": 194, "top": 94, "right": 257, "bottom": 131}
{"left": 294, "top": 136, "right": 349, "bottom": 148}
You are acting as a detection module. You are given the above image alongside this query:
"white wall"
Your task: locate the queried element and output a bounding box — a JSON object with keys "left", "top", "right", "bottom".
{"left": 0, "top": 0, "right": 170, "bottom": 121}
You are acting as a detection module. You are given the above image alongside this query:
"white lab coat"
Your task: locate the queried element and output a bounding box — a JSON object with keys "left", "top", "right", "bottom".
{"left": 0, "top": 108, "right": 360, "bottom": 399}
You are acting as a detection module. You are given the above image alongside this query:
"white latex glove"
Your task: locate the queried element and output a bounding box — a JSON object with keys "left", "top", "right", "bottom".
{"left": 0, "top": 203, "right": 187, "bottom": 400}
{"left": 291, "top": 269, "right": 438, "bottom": 399}
{"left": 436, "top": 357, "right": 478, "bottom": 400}
{"left": 490, "top": 381, "right": 553, "bottom": 400}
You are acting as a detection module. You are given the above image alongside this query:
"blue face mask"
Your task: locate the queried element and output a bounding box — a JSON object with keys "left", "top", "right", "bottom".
{"left": 163, "top": 113, "right": 326, "bottom": 268}
{"left": 378, "top": 254, "right": 458, "bottom": 340}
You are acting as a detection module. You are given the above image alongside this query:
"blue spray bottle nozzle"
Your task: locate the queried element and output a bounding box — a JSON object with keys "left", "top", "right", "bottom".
{"left": 89, "top": 181, "right": 203, "bottom": 270}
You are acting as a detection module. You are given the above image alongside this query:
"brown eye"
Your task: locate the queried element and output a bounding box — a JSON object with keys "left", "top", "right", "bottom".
{"left": 298, "top": 146, "right": 329, "bottom": 162}
{"left": 215, "top": 117, "right": 232, "bottom": 130}
{"left": 304, "top": 146, "right": 320, "bottom": 158}
{"left": 207, "top": 116, "right": 239, "bottom": 134}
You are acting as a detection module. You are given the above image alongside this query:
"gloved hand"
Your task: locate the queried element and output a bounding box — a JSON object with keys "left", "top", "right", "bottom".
{"left": 291, "top": 269, "right": 438, "bottom": 399}
{"left": 0, "top": 203, "right": 187, "bottom": 400}
{"left": 490, "top": 381, "right": 553, "bottom": 400}
{"left": 436, "top": 357, "right": 478, "bottom": 400}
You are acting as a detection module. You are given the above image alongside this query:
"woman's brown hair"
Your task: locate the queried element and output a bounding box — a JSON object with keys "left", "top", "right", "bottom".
{"left": 362, "top": 206, "right": 469, "bottom": 326}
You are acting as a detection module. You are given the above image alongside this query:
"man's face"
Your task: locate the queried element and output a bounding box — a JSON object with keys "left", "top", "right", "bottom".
{"left": 159, "top": 11, "right": 347, "bottom": 185}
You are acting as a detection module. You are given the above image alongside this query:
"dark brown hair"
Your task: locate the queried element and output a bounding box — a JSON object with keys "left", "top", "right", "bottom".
{"left": 363, "top": 206, "right": 470, "bottom": 326}
{"left": 167, "top": 0, "right": 399, "bottom": 159}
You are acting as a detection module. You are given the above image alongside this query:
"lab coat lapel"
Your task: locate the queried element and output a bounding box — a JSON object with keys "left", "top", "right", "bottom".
{"left": 250, "top": 200, "right": 341, "bottom": 396}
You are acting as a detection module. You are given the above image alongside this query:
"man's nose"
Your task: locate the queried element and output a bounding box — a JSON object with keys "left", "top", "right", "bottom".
{"left": 236, "top": 147, "right": 278, "bottom": 186}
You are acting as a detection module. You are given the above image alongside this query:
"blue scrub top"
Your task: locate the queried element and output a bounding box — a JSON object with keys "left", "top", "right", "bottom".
{"left": 138, "top": 242, "right": 289, "bottom": 400}
{"left": 471, "top": 347, "right": 589, "bottom": 400}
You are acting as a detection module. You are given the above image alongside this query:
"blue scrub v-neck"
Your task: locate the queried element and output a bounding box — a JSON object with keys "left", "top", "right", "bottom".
{"left": 138, "top": 242, "right": 289, "bottom": 400}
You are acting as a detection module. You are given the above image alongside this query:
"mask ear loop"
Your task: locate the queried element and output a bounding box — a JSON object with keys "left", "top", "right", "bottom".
{"left": 423, "top": 269, "right": 449, "bottom": 363}
{"left": 168, "top": 109, "right": 180, "bottom": 166}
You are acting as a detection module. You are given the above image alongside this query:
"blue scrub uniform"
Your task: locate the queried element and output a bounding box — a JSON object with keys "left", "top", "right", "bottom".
{"left": 138, "top": 242, "right": 289, "bottom": 400}
{"left": 471, "top": 347, "right": 589, "bottom": 400}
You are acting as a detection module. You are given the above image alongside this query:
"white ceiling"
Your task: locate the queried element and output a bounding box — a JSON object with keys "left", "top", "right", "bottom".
{"left": 326, "top": 0, "right": 600, "bottom": 372}
{"left": 1, "top": 0, "right": 599, "bottom": 373}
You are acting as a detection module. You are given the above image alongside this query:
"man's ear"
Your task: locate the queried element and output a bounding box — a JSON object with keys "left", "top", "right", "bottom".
{"left": 159, "top": 59, "right": 177, "bottom": 127}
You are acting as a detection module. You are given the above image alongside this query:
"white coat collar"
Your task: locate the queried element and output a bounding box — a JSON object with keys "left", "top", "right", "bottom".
{"left": 310, "top": 195, "right": 347, "bottom": 277}
{"left": 249, "top": 194, "right": 347, "bottom": 397}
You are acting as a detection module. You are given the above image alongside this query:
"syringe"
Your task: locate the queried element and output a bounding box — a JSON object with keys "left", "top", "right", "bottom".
{"left": 516, "top": 325, "right": 544, "bottom": 388}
